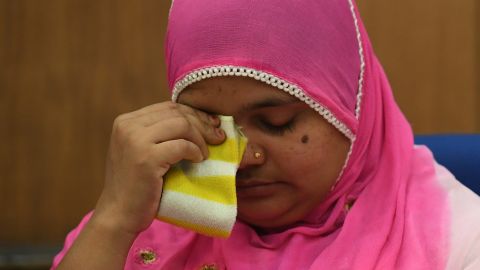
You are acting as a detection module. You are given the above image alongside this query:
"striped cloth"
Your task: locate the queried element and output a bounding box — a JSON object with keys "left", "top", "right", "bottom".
{"left": 157, "top": 116, "right": 247, "bottom": 238}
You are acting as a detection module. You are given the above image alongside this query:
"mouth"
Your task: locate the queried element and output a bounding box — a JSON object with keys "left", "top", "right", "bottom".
{"left": 236, "top": 179, "right": 281, "bottom": 198}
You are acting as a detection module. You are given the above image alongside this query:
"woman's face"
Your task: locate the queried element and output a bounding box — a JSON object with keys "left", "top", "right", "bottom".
{"left": 178, "top": 77, "right": 350, "bottom": 230}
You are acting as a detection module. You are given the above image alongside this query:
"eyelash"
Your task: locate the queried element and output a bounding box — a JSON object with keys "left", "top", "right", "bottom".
{"left": 258, "top": 117, "right": 296, "bottom": 135}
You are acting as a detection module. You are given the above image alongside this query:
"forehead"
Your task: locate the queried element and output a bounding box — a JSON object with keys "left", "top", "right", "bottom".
{"left": 177, "top": 77, "right": 299, "bottom": 115}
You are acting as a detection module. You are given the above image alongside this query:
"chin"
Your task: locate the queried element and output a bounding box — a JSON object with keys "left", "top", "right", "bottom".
{"left": 239, "top": 216, "right": 299, "bottom": 234}
{"left": 237, "top": 206, "right": 299, "bottom": 231}
{"left": 236, "top": 195, "right": 308, "bottom": 230}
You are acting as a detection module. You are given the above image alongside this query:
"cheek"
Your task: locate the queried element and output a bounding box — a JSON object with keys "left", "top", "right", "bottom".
{"left": 272, "top": 133, "right": 330, "bottom": 172}
{"left": 274, "top": 130, "right": 344, "bottom": 185}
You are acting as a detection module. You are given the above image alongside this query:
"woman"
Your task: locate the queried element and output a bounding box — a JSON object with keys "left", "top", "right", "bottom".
{"left": 52, "top": 0, "right": 480, "bottom": 269}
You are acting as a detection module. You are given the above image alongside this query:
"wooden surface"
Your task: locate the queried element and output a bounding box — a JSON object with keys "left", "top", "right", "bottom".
{"left": 0, "top": 0, "right": 478, "bottom": 247}
{"left": 0, "top": 0, "right": 170, "bottom": 245}
{"left": 358, "top": 0, "right": 479, "bottom": 133}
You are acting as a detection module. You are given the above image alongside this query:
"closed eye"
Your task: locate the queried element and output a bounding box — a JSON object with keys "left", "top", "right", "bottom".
{"left": 258, "top": 117, "right": 296, "bottom": 135}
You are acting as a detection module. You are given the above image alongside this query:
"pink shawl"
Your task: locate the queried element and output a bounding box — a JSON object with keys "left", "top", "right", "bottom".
{"left": 165, "top": 0, "right": 449, "bottom": 268}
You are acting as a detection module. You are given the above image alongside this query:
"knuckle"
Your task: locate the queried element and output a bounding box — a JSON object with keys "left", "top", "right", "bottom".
{"left": 165, "top": 101, "right": 179, "bottom": 111}
{"left": 205, "top": 125, "right": 219, "bottom": 140}
{"left": 114, "top": 120, "right": 129, "bottom": 134}
{"left": 175, "top": 117, "right": 192, "bottom": 134}
{"left": 114, "top": 123, "right": 138, "bottom": 145}
{"left": 175, "top": 139, "right": 192, "bottom": 153}
{"left": 174, "top": 139, "right": 199, "bottom": 157}
{"left": 114, "top": 113, "right": 129, "bottom": 125}
{"left": 113, "top": 115, "right": 132, "bottom": 134}
{"left": 194, "top": 109, "right": 208, "bottom": 120}
{"left": 193, "top": 113, "right": 209, "bottom": 126}
{"left": 169, "top": 109, "right": 183, "bottom": 119}
{"left": 209, "top": 124, "right": 218, "bottom": 134}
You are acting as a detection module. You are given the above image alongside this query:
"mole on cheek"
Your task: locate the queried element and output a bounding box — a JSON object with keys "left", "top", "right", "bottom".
{"left": 301, "top": 135, "right": 309, "bottom": 144}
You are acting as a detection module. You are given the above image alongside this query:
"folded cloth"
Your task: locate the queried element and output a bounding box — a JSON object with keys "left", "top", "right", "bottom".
{"left": 157, "top": 116, "right": 247, "bottom": 238}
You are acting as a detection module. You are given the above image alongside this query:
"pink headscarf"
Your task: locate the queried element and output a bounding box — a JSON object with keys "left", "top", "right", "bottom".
{"left": 166, "top": 0, "right": 449, "bottom": 268}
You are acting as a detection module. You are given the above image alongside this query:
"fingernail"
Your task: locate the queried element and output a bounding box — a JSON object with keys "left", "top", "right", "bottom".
{"left": 216, "top": 128, "right": 224, "bottom": 137}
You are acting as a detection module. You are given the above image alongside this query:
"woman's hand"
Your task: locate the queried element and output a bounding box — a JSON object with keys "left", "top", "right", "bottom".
{"left": 92, "top": 101, "right": 226, "bottom": 236}
{"left": 57, "top": 102, "right": 225, "bottom": 270}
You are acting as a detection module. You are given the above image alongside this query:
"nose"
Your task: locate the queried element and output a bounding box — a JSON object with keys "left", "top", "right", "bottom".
{"left": 238, "top": 143, "right": 265, "bottom": 169}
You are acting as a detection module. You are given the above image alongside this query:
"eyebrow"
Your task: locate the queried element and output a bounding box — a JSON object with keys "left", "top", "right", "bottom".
{"left": 189, "top": 96, "right": 301, "bottom": 115}
{"left": 238, "top": 97, "right": 301, "bottom": 113}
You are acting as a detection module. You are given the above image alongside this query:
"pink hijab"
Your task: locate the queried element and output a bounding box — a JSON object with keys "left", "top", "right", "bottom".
{"left": 165, "top": 0, "right": 449, "bottom": 269}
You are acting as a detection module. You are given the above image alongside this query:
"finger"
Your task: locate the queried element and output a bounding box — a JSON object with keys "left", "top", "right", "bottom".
{"left": 178, "top": 103, "right": 221, "bottom": 128}
{"left": 137, "top": 104, "right": 224, "bottom": 146}
{"left": 174, "top": 104, "right": 226, "bottom": 144}
{"left": 183, "top": 112, "right": 225, "bottom": 145}
{"left": 141, "top": 116, "right": 210, "bottom": 159}
{"left": 125, "top": 102, "right": 220, "bottom": 128}
{"left": 154, "top": 139, "right": 204, "bottom": 165}
{"left": 115, "top": 102, "right": 174, "bottom": 123}
{"left": 115, "top": 101, "right": 209, "bottom": 127}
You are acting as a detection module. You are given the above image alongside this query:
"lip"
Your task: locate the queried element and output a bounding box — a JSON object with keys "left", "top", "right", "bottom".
{"left": 236, "top": 179, "right": 281, "bottom": 198}
{"left": 236, "top": 178, "right": 275, "bottom": 188}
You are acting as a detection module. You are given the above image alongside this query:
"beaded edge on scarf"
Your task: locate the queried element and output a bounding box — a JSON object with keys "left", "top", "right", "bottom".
{"left": 347, "top": 0, "right": 365, "bottom": 120}
{"left": 330, "top": 0, "right": 365, "bottom": 187}
{"left": 171, "top": 66, "right": 355, "bottom": 141}
{"left": 169, "top": 0, "right": 175, "bottom": 16}
{"left": 169, "top": 0, "right": 365, "bottom": 142}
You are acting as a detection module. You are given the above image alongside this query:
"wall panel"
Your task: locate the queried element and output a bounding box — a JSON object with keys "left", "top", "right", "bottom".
{"left": 0, "top": 0, "right": 170, "bottom": 245}
{"left": 357, "top": 0, "right": 478, "bottom": 133}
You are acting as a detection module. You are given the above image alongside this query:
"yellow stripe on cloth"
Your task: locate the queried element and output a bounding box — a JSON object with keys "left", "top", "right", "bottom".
{"left": 163, "top": 165, "right": 236, "bottom": 205}
{"left": 208, "top": 139, "right": 244, "bottom": 163}
{"left": 157, "top": 116, "right": 247, "bottom": 238}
